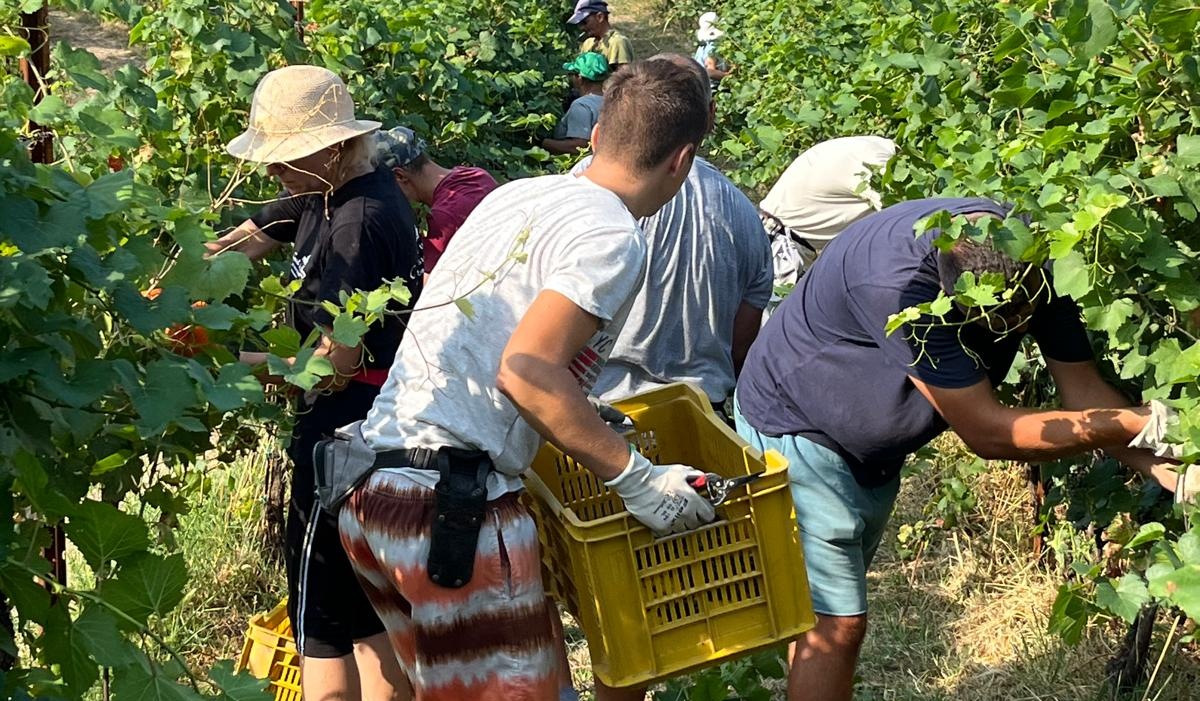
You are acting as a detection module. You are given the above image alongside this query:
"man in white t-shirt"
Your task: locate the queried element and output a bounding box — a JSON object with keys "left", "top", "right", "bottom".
{"left": 759, "top": 135, "right": 896, "bottom": 292}
{"left": 337, "top": 59, "right": 714, "bottom": 700}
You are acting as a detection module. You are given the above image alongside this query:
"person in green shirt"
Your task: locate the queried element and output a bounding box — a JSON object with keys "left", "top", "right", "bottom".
{"left": 567, "top": 0, "right": 634, "bottom": 70}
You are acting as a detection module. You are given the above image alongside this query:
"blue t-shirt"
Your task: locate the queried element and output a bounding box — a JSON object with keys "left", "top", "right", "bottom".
{"left": 736, "top": 198, "right": 1093, "bottom": 486}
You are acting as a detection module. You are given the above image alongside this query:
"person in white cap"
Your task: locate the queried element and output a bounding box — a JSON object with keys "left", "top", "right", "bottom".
{"left": 206, "top": 64, "right": 422, "bottom": 701}
{"left": 693, "top": 12, "right": 733, "bottom": 83}
{"left": 568, "top": 0, "right": 634, "bottom": 71}
{"left": 759, "top": 135, "right": 897, "bottom": 308}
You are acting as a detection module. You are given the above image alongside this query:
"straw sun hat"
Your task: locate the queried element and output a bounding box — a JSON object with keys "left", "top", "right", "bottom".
{"left": 225, "top": 65, "right": 381, "bottom": 164}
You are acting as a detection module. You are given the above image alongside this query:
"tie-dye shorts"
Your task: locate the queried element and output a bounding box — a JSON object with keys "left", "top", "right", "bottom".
{"left": 338, "top": 469, "right": 558, "bottom": 701}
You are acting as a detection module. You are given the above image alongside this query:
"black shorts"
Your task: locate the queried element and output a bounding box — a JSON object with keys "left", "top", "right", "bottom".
{"left": 284, "top": 383, "right": 386, "bottom": 658}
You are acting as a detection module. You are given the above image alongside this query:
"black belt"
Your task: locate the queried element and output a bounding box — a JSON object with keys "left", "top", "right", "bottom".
{"left": 373, "top": 447, "right": 438, "bottom": 471}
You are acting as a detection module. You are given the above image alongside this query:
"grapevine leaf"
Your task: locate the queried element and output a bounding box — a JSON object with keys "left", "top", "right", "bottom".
{"left": 193, "top": 253, "right": 252, "bottom": 303}
{"left": 1126, "top": 522, "right": 1166, "bottom": 548}
{"left": 74, "top": 606, "right": 134, "bottom": 668}
{"left": 43, "top": 604, "right": 99, "bottom": 695}
{"left": 63, "top": 500, "right": 151, "bottom": 572}
{"left": 199, "top": 364, "right": 264, "bottom": 412}
{"left": 1178, "top": 530, "right": 1200, "bottom": 565}
{"left": 1095, "top": 573, "right": 1149, "bottom": 623}
{"left": 1080, "top": 0, "right": 1117, "bottom": 59}
{"left": 33, "top": 359, "right": 117, "bottom": 409}
{"left": 1048, "top": 583, "right": 1089, "bottom": 645}
{"left": 112, "top": 661, "right": 203, "bottom": 701}
{"left": 454, "top": 297, "right": 475, "bottom": 319}
{"left": 208, "top": 660, "right": 270, "bottom": 701}
{"left": 1148, "top": 564, "right": 1200, "bottom": 621}
{"left": 28, "top": 95, "right": 69, "bottom": 125}
{"left": 0, "top": 37, "right": 30, "bottom": 58}
{"left": 331, "top": 313, "right": 369, "bottom": 346}
{"left": 113, "top": 283, "right": 192, "bottom": 335}
{"left": 127, "top": 360, "right": 200, "bottom": 436}
{"left": 102, "top": 553, "right": 188, "bottom": 627}
{"left": 1051, "top": 251, "right": 1091, "bottom": 299}
{"left": 1177, "top": 135, "right": 1200, "bottom": 168}
{"left": 261, "top": 327, "right": 302, "bottom": 356}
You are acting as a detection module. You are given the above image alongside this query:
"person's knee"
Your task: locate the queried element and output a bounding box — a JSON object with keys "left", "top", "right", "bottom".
{"left": 806, "top": 614, "right": 868, "bottom": 654}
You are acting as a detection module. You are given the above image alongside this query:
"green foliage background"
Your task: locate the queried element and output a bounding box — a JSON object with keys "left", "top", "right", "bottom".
{"left": 668, "top": 0, "right": 1200, "bottom": 672}
{"left": 0, "top": 0, "right": 569, "bottom": 697}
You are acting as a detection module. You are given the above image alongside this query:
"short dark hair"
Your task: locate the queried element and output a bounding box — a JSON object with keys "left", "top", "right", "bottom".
{"left": 649, "top": 52, "right": 711, "bottom": 103}
{"left": 594, "top": 59, "right": 708, "bottom": 172}
{"left": 937, "top": 239, "right": 1046, "bottom": 312}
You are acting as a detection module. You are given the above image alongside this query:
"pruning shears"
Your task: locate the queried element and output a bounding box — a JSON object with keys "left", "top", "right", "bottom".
{"left": 687, "top": 471, "right": 765, "bottom": 506}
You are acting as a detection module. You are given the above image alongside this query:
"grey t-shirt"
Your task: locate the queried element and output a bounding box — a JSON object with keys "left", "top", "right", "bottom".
{"left": 553, "top": 93, "right": 603, "bottom": 140}
{"left": 576, "top": 157, "right": 773, "bottom": 403}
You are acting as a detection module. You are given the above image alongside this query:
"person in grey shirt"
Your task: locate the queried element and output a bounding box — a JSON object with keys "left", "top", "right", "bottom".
{"left": 574, "top": 56, "right": 772, "bottom": 408}
{"left": 544, "top": 53, "right": 609, "bottom": 155}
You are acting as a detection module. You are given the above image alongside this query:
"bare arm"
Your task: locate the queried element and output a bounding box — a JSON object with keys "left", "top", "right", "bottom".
{"left": 731, "top": 301, "right": 763, "bottom": 376}
{"left": 496, "top": 290, "right": 630, "bottom": 480}
{"left": 704, "top": 56, "right": 732, "bottom": 81}
{"left": 908, "top": 373, "right": 1150, "bottom": 462}
{"left": 241, "top": 329, "right": 363, "bottom": 392}
{"left": 542, "top": 137, "right": 591, "bottom": 156}
{"left": 1047, "top": 359, "right": 1179, "bottom": 490}
{"left": 204, "top": 219, "right": 282, "bottom": 262}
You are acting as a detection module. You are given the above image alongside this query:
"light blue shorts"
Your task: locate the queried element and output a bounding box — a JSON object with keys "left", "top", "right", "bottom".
{"left": 733, "top": 397, "right": 900, "bottom": 616}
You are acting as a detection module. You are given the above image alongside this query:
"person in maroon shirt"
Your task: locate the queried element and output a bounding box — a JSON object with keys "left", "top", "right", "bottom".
{"left": 376, "top": 127, "right": 499, "bottom": 274}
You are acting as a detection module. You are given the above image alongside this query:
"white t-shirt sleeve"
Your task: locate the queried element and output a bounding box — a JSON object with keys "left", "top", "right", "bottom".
{"left": 543, "top": 226, "right": 646, "bottom": 323}
{"left": 742, "top": 211, "right": 774, "bottom": 309}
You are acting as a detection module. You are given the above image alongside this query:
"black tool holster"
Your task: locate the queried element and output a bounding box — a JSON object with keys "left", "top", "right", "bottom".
{"left": 427, "top": 447, "right": 492, "bottom": 589}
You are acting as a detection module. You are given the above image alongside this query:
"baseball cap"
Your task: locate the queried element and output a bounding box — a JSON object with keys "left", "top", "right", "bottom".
{"left": 568, "top": 0, "right": 608, "bottom": 24}
{"left": 374, "top": 126, "right": 427, "bottom": 169}
{"left": 563, "top": 52, "right": 611, "bottom": 82}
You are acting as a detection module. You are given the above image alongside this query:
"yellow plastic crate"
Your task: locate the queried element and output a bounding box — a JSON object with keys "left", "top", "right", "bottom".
{"left": 524, "top": 382, "right": 815, "bottom": 688}
{"left": 236, "top": 599, "right": 302, "bottom": 701}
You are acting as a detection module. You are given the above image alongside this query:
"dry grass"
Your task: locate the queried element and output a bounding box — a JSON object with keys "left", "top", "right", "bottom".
{"left": 147, "top": 435, "right": 1199, "bottom": 700}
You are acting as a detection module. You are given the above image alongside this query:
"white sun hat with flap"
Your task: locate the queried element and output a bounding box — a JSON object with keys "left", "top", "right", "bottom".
{"left": 225, "top": 65, "right": 381, "bottom": 164}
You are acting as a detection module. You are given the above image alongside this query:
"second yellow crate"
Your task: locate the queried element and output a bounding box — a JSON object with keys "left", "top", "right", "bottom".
{"left": 524, "top": 383, "right": 815, "bottom": 688}
{"left": 236, "top": 599, "right": 301, "bottom": 701}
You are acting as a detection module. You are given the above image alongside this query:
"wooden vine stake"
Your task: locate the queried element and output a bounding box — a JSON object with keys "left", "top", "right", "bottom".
{"left": 19, "top": 4, "right": 53, "bottom": 165}
{"left": 18, "top": 4, "right": 67, "bottom": 594}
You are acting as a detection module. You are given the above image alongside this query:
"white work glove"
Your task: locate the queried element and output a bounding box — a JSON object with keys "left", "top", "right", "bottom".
{"left": 1177, "top": 464, "right": 1200, "bottom": 505}
{"left": 605, "top": 451, "right": 716, "bottom": 536}
{"left": 1128, "top": 400, "right": 1184, "bottom": 459}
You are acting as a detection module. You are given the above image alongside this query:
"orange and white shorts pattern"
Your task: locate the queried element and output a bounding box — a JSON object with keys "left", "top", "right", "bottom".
{"left": 338, "top": 469, "right": 558, "bottom": 701}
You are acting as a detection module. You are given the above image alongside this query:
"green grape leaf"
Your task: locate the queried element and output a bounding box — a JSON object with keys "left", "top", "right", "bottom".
{"left": 1177, "top": 134, "right": 1200, "bottom": 168}
{"left": 127, "top": 360, "right": 200, "bottom": 437}
{"left": 63, "top": 500, "right": 151, "bottom": 572}
{"left": 331, "top": 313, "right": 369, "bottom": 346}
{"left": 103, "top": 552, "right": 189, "bottom": 627}
{"left": 112, "top": 660, "right": 203, "bottom": 701}
{"left": 1095, "top": 573, "right": 1149, "bottom": 623}
{"left": 1126, "top": 522, "right": 1166, "bottom": 548}
{"left": 74, "top": 606, "right": 134, "bottom": 668}
{"left": 43, "top": 604, "right": 99, "bottom": 695}
{"left": 0, "top": 37, "right": 31, "bottom": 58}
{"left": 193, "top": 253, "right": 252, "bottom": 303}
{"left": 113, "top": 284, "right": 192, "bottom": 335}
{"left": 207, "top": 660, "right": 270, "bottom": 701}
{"left": 1047, "top": 583, "right": 1089, "bottom": 645}
{"left": 33, "top": 359, "right": 117, "bottom": 409}
{"left": 198, "top": 364, "right": 264, "bottom": 412}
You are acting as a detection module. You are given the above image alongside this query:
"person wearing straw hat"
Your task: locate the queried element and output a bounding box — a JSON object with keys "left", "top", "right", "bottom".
{"left": 375, "top": 126, "right": 498, "bottom": 275}
{"left": 693, "top": 12, "right": 733, "bottom": 84}
{"left": 543, "top": 53, "right": 610, "bottom": 155}
{"left": 568, "top": 0, "right": 634, "bottom": 71}
{"left": 206, "top": 64, "right": 422, "bottom": 701}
